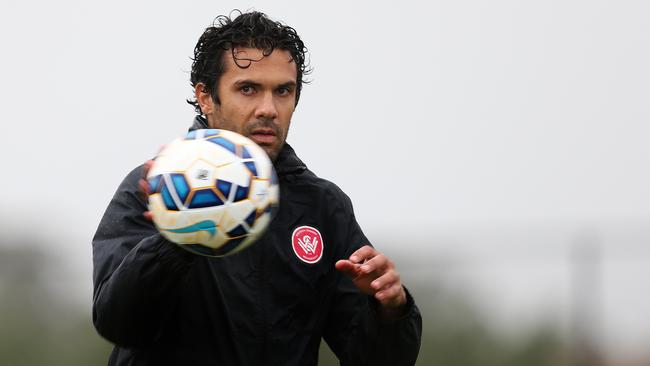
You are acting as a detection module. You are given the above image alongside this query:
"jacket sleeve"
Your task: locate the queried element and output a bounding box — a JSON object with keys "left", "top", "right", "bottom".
{"left": 322, "top": 190, "right": 422, "bottom": 366}
{"left": 92, "top": 166, "right": 196, "bottom": 348}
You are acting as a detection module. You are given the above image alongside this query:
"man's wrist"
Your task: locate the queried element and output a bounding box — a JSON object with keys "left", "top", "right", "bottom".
{"left": 377, "top": 287, "right": 408, "bottom": 321}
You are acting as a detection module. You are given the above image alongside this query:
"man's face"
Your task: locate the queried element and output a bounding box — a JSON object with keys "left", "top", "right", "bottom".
{"left": 197, "top": 47, "right": 297, "bottom": 161}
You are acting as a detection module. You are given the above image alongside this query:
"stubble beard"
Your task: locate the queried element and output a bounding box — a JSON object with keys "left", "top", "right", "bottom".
{"left": 209, "top": 116, "right": 286, "bottom": 162}
{"left": 243, "top": 118, "right": 285, "bottom": 161}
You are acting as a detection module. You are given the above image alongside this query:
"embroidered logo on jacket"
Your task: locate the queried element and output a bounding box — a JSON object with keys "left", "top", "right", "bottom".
{"left": 291, "top": 226, "right": 324, "bottom": 264}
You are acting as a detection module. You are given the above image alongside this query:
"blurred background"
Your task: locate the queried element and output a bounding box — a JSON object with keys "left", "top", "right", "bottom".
{"left": 1, "top": 0, "right": 649, "bottom": 365}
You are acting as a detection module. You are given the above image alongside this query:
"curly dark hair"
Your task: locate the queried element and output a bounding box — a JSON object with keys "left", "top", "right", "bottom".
{"left": 187, "top": 10, "right": 311, "bottom": 114}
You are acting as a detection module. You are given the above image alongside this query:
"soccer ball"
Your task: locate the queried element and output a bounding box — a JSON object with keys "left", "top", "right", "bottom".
{"left": 146, "top": 129, "right": 279, "bottom": 257}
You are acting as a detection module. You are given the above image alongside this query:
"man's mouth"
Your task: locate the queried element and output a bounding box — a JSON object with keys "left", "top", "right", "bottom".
{"left": 249, "top": 128, "right": 277, "bottom": 145}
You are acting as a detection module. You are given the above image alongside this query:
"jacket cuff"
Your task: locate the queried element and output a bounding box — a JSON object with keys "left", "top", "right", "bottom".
{"left": 368, "top": 286, "right": 417, "bottom": 324}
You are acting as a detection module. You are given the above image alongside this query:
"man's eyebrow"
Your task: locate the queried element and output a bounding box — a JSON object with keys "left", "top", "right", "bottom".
{"left": 233, "top": 80, "right": 297, "bottom": 89}
{"left": 233, "top": 79, "right": 262, "bottom": 87}
{"left": 277, "top": 81, "right": 297, "bottom": 89}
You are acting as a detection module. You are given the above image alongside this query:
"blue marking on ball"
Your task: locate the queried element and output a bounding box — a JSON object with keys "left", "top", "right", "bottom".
{"left": 167, "top": 220, "right": 217, "bottom": 238}
{"left": 148, "top": 174, "right": 162, "bottom": 193}
{"left": 243, "top": 161, "right": 258, "bottom": 177}
{"left": 244, "top": 209, "right": 256, "bottom": 227}
{"left": 160, "top": 182, "right": 178, "bottom": 211}
{"left": 241, "top": 146, "right": 252, "bottom": 159}
{"left": 216, "top": 179, "right": 232, "bottom": 199}
{"left": 234, "top": 185, "right": 249, "bottom": 202}
{"left": 189, "top": 189, "right": 224, "bottom": 208}
{"left": 171, "top": 173, "right": 190, "bottom": 203}
{"left": 207, "top": 136, "right": 237, "bottom": 155}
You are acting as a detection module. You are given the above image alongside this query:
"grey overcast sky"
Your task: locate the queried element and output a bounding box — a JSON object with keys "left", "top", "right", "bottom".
{"left": 1, "top": 0, "right": 649, "bottom": 358}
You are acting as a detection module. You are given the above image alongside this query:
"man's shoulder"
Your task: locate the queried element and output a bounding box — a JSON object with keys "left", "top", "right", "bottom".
{"left": 291, "top": 169, "right": 354, "bottom": 210}
{"left": 104, "top": 165, "right": 146, "bottom": 209}
{"left": 119, "top": 164, "right": 145, "bottom": 190}
{"left": 126, "top": 164, "right": 145, "bottom": 181}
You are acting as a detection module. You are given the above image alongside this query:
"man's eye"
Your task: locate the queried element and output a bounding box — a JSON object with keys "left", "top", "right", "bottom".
{"left": 277, "top": 87, "right": 291, "bottom": 96}
{"left": 240, "top": 86, "right": 255, "bottom": 95}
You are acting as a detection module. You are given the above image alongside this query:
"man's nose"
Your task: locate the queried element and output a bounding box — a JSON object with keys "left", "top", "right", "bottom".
{"left": 254, "top": 92, "right": 278, "bottom": 120}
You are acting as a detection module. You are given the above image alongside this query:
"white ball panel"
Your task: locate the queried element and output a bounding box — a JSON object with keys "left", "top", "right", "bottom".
{"left": 198, "top": 140, "right": 237, "bottom": 167}
{"left": 249, "top": 179, "right": 271, "bottom": 209}
{"left": 151, "top": 139, "right": 200, "bottom": 175}
{"left": 215, "top": 163, "right": 251, "bottom": 188}
{"left": 185, "top": 159, "right": 218, "bottom": 190}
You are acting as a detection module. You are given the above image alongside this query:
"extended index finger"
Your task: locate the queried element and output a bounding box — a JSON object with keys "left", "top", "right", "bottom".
{"left": 349, "top": 245, "right": 376, "bottom": 264}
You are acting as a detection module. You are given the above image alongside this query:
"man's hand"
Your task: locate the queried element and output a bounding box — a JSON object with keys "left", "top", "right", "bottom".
{"left": 335, "top": 245, "right": 407, "bottom": 318}
{"left": 138, "top": 160, "right": 155, "bottom": 221}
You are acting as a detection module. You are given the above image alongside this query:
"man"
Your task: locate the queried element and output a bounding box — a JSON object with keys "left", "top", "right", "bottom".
{"left": 93, "top": 11, "right": 422, "bottom": 366}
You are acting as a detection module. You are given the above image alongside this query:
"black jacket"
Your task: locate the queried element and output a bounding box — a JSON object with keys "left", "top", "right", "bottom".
{"left": 92, "top": 117, "right": 422, "bottom": 365}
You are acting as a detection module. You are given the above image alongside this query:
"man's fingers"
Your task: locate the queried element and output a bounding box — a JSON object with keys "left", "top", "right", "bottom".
{"left": 375, "top": 283, "right": 402, "bottom": 302}
{"left": 359, "top": 254, "right": 390, "bottom": 275}
{"left": 143, "top": 211, "right": 153, "bottom": 222}
{"left": 139, "top": 160, "right": 156, "bottom": 202}
{"left": 370, "top": 270, "right": 400, "bottom": 291}
{"left": 341, "top": 246, "right": 408, "bottom": 309}
{"left": 142, "top": 146, "right": 165, "bottom": 181}
{"left": 139, "top": 179, "right": 151, "bottom": 195}
{"left": 335, "top": 260, "right": 361, "bottom": 278}
{"left": 349, "top": 245, "right": 376, "bottom": 264}
{"left": 142, "top": 160, "right": 155, "bottom": 177}
{"left": 141, "top": 160, "right": 155, "bottom": 199}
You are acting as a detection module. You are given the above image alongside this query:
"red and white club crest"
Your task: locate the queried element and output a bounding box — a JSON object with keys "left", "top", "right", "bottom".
{"left": 291, "top": 226, "right": 324, "bottom": 264}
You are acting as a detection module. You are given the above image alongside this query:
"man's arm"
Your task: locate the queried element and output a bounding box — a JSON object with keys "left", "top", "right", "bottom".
{"left": 92, "top": 165, "right": 195, "bottom": 348}
{"left": 324, "top": 270, "right": 421, "bottom": 366}
{"left": 322, "top": 189, "right": 422, "bottom": 365}
{"left": 335, "top": 245, "right": 408, "bottom": 318}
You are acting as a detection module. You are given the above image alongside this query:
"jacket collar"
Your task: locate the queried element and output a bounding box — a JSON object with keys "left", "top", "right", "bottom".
{"left": 188, "top": 115, "right": 307, "bottom": 176}
{"left": 188, "top": 115, "right": 209, "bottom": 131}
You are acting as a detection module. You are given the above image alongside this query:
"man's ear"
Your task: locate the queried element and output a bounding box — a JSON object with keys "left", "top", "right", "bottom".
{"left": 195, "top": 83, "right": 214, "bottom": 114}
